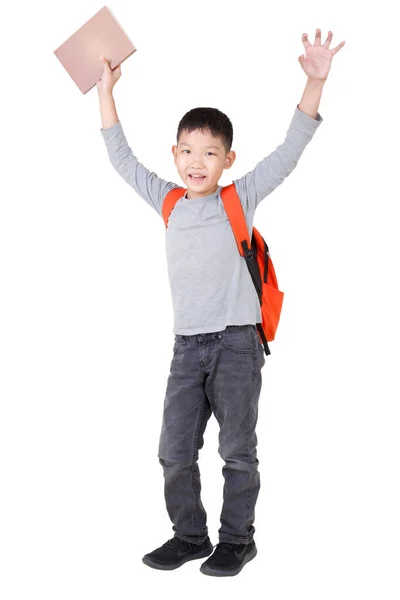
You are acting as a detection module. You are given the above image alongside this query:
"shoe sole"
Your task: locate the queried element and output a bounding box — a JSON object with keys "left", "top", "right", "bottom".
{"left": 142, "top": 544, "right": 213, "bottom": 571}
{"left": 200, "top": 545, "right": 257, "bottom": 577}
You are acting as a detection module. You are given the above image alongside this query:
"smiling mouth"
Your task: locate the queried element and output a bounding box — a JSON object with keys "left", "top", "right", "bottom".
{"left": 189, "top": 175, "right": 206, "bottom": 182}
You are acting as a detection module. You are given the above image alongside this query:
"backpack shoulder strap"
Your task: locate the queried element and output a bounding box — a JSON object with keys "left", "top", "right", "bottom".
{"left": 220, "top": 183, "right": 252, "bottom": 258}
{"left": 162, "top": 186, "right": 186, "bottom": 227}
{"left": 163, "top": 184, "right": 251, "bottom": 259}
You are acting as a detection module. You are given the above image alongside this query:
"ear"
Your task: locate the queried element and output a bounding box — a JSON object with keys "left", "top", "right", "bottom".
{"left": 224, "top": 150, "right": 236, "bottom": 170}
{"left": 172, "top": 145, "right": 177, "bottom": 160}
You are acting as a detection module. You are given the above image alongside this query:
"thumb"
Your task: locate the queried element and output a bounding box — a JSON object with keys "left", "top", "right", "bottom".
{"left": 100, "top": 55, "right": 111, "bottom": 69}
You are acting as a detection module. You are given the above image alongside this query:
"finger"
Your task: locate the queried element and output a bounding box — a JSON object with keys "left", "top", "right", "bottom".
{"left": 314, "top": 28, "right": 322, "bottom": 45}
{"left": 331, "top": 40, "right": 346, "bottom": 55}
{"left": 302, "top": 33, "right": 311, "bottom": 50}
{"left": 100, "top": 55, "right": 111, "bottom": 70}
{"left": 323, "top": 30, "right": 333, "bottom": 49}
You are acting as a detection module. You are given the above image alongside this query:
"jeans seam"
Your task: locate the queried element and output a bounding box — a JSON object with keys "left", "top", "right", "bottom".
{"left": 245, "top": 396, "right": 252, "bottom": 528}
{"left": 219, "top": 338, "right": 254, "bottom": 354}
{"left": 191, "top": 403, "right": 204, "bottom": 531}
{"left": 245, "top": 345, "right": 259, "bottom": 531}
{"left": 219, "top": 536, "right": 251, "bottom": 544}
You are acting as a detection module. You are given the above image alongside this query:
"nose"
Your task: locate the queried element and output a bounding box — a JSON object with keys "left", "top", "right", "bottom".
{"left": 191, "top": 160, "right": 204, "bottom": 168}
{"left": 190, "top": 154, "right": 205, "bottom": 167}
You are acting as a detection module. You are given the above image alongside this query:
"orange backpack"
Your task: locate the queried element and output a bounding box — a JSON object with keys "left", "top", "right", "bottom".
{"left": 162, "top": 183, "right": 284, "bottom": 356}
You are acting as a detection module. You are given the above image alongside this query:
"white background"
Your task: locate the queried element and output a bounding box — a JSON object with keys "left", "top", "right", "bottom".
{"left": 1, "top": 1, "right": 399, "bottom": 598}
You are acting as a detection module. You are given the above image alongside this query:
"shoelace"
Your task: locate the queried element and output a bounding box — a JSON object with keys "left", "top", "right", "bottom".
{"left": 162, "top": 537, "right": 193, "bottom": 551}
{"left": 212, "top": 542, "right": 240, "bottom": 554}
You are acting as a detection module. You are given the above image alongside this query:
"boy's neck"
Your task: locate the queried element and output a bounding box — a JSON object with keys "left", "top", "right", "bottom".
{"left": 186, "top": 183, "right": 219, "bottom": 200}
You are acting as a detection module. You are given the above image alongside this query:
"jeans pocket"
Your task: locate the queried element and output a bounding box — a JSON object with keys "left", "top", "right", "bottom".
{"left": 219, "top": 328, "right": 254, "bottom": 354}
{"left": 173, "top": 336, "right": 187, "bottom": 357}
{"left": 253, "top": 330, "right": 266, "bottom": 366}
{"left": 253, "top": 329, "right": 263, "bottom": 349}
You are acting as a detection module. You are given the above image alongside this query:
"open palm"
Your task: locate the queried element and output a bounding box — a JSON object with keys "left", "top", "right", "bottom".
{"left": 298, "top": 29, "right": 345, "bottom": 81}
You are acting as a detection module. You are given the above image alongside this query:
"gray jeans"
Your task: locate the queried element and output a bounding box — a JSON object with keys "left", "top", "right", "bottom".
{"left": 158, "top": 324, "right": 266, "bottom": 545}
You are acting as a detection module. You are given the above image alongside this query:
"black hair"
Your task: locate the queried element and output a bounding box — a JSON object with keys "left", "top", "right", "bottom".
{"left": 176, "top": 107, "right": 233, "bottom": 154}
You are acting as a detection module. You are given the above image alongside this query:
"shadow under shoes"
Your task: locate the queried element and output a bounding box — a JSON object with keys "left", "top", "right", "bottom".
{"left": 142, "top": 536, "right": 213, "bottom": 570}
{"left": 200, "top": 541, "right": 257, "bottom": 577}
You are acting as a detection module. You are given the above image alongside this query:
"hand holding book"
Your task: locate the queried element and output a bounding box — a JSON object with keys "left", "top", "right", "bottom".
{"left": 97, "top": 55, "right": 122, "bottom": 94}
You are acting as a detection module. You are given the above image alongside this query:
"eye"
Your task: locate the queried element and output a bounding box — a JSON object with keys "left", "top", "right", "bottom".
{"left": 181, "top": 150, "right": 215, "bottom": 155}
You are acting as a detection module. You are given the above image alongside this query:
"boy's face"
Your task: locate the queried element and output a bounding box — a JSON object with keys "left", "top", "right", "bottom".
{"left": 172, "top": 128, "right": 236, "bottom": 199}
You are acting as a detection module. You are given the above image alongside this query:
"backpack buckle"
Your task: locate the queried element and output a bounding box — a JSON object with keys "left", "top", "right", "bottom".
{"left": 241, "top": 240, "right": 253, "bottom": 260}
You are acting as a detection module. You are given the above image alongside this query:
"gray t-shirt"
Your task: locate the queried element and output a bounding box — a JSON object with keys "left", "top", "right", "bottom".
{"left": 100, "top": 105, "right": 323, "bottom": 335}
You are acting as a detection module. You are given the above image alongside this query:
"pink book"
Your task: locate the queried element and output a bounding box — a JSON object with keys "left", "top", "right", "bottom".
{"left": 54, "top": 6, "right": 137, "bottom": 94}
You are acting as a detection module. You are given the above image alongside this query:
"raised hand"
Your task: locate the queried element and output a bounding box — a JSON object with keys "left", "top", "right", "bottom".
{"left": 298, "top": 29, "right": 345, "bottom": 82}
{"left": 97, "top": 55, "right": 122, "bottom": 94}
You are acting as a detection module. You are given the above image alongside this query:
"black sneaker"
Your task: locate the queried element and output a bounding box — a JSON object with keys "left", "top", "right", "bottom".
{"left": 200, "top": 541, "right": 257, "bottom": 577}
{"left": 142, "top": 536, "right": 213, "bottom": 570}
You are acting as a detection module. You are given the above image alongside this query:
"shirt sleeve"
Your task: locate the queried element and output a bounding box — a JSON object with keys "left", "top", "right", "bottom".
{"left": 100, "top": 121, "right": 181, "bottom": 218}
{"left": 233, "top": 105, "right": 323, "bottom": 213}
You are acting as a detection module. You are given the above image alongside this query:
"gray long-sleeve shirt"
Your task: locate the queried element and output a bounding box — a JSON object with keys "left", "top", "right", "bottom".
{"left": 100, "top": 105, "right": 323, "bottom": 335}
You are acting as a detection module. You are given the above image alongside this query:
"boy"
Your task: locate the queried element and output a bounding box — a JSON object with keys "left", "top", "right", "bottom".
{"left": 97, "top": 28, "right": 345, "bottom": 577}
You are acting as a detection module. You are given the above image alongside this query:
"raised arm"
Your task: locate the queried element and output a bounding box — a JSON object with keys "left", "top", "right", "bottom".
{"left": 234, "top": 28, "right": 345, "bottom": 213}
{"left": 98, "top": 89, "right": 120, "bottom": 129}
{"left": 97, "top": 57, "right": 180, "bottom": 217}
{"left": 232, "top": 104, "right": 323, "bottom": 213}
{"left": 97, "top": 55, "right": 121, "bottom": 128}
